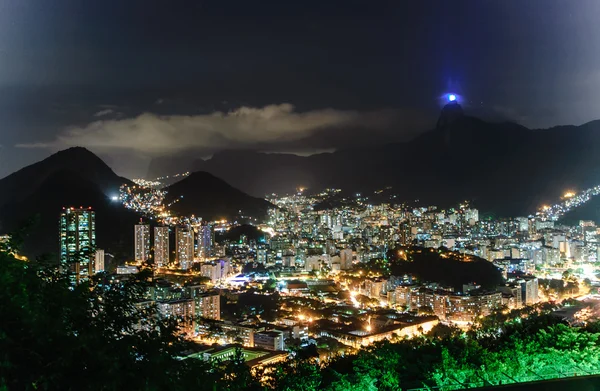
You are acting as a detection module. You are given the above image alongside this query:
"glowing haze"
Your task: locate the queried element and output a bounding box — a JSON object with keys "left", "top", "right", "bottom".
{"left": 17, "top": 104, "right": 420, "bottom": 155}
{"left": 2, "top": 0, "right": 600, "bottom": 178}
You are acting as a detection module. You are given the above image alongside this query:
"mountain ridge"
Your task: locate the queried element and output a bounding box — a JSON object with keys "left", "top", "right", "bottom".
{"left": 0, "top": 147, "right": 131, "bottom": 208}
{"left": 0, "top": 148, "right": 273, "bottom": 259}
{"left": 146, "top": 116, "right": 600, "bottom": 216}
{"left": 0, "top": 168, "right": 140, "bottom": 259}
{"left": 164, "top": 171, "right": 273, "bottom": 221}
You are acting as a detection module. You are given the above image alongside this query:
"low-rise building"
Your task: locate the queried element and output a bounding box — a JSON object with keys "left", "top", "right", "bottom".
{"left": 254, "top": 330, "right": 285, "bottom": 351}
{"left": 179, "top": 344, "right": 288, "bottom": 369}
{"left": 411, "top": 289, "right": 502, "bottom": 323}
{"left": 319, "top": 316, "right": 438, "bottom": 349}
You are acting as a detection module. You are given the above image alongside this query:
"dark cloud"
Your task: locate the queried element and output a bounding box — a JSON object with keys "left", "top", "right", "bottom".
{"left": 93, "top": 109, "right": 115, "bottom": 117}
{"left": 1, "top": 0, "right": 600, "bottom": 179}
{"left": 18, "top": 104, "right": 427, "bottom": 155}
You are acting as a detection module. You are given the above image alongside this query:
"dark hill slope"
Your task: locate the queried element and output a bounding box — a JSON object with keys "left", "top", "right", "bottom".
{"left": 164, "top": 171, "right": 273, "bottom": 221}
{"left": 0, "top": 170, "right": 140, "bottom": 260}
{"left": 0, "top": 147, "right": 131, "bottom": 208}
{"left": 147, "top": 117, "right": 600, "bottom": 216}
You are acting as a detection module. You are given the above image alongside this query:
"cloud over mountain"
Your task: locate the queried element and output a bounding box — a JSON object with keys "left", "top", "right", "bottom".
{"left": 17, "top": 104, "right": 427, "bottom": 155}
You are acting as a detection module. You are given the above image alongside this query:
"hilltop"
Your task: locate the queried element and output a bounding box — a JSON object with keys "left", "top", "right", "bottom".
{"left": 164, "top": 171, "right": 273, "bottom": 221}
{"left": 147, "top": 116, "right": 600, "bottom": 216}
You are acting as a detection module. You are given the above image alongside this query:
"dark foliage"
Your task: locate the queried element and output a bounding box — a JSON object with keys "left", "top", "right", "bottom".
{"left": 388, "top": 247, "right": 504, "bottom": 291}
{"left": 0, "top": 249, "right": 218, "bottom": 390}
{"left": 235, "top": 290, "right": 280, "bottom": 322}
{"left": 562, "top": 195, "right": 600, "bottom": 224}
{"left": 1, "top": 240, "right": 596, "bottom": 391}
{"left": 217, "top": 224, "right": 267, "bottom": 243}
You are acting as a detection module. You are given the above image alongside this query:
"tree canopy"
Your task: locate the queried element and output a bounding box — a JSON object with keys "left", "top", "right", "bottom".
{"left": 388, "top": 247, "right": 504, "bottom": 290}
{"left": 1, "top": 242, "right": 597, "bottom": 391}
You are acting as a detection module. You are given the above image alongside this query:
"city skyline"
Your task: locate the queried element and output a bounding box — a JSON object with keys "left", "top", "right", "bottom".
{"left": 2, "top": 1, "right": 600, "bottom": 389}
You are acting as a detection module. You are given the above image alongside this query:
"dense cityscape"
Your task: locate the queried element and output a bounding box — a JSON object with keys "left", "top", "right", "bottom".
{"left": 2, "top": 125, "right": 600, "bottom": 390}
{"left": 4, "top": 1, "right": 600, "bottom": 390}
{"left": 31, "top": 174, "right": 599, "bottom": 378}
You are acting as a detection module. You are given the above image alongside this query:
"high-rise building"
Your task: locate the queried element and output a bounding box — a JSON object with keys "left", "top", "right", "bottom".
{"left": 195, "top": 292, "right": 221, "bottom": 320}
{"left": 200, "top": 263, "right": 221, "bottom": 283}
{"left": 304, "top": 255, "right": 322, "bottom": 272}
{"left": 94, "top": 249, "right": 105, "bottom": 273}
{"left": 394, "top": 285, "right": 415, "bottom": 309}
{"left": 413, "top": 289, "right": 502, "bottom": 323}
{"left": 464, "top": 208, "right": 479, "bottom": 225}
{"left": 219, "top": 259, "right": 230, "bottom": 279}
{"left": 60, "top": 207, "right": 96, "bottom": 285}
{"left": 197, "top": 224, "right": 213, "bottom": 258}
{"left": 340, "top": 248, "right": 353, "bottom": 270}
{"left": 257, "top": 245, "right": 267, "bottom": 264}
{"left": 519, "top": 277, "right": 539, "bottom": 305}
{"left": 176, "top": 226, "right": 194, "bottom": 270}
{"left": 134, "top": 222, "right": 151, "bottom": 263}
{"left": 154, "top": 226, "right": 169, "bottom": 267}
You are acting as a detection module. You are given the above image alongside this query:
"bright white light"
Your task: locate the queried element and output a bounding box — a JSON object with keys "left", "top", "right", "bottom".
{"left": 111, "top": 195, "right": 119, "bottom": 201}
{"left": 448, "top": 94, "right": 457, "bottom": 102}
{"left": 350, "top": 291, "right": 360, "bottom": 308}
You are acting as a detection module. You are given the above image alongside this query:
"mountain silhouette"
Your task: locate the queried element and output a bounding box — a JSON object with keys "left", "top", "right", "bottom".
{"left": 0, "top": 147, "right": 131, "bottom": 208}
{"left": 436, "top": 101, "right": 465, "bottom": 130}
{"left": 561, "top": 196, "right": 600, "bottom": 225}
{"left": 0, "top": 169, "right": 140, "bottom": 260}
{"left": 0, "top": 148, "right": 277, "bottom": 257}
{"left": 0, "top": 147, "right": 141, "bottom": 259}
{"left": 146, "top": 117, "right": 600, "bottom": 216}
{"left": 164, "top": 171, "right": 273, "bottom": 221}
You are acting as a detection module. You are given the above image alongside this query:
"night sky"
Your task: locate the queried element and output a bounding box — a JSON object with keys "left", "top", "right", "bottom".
{"left": 1, "top": 0, "right": 599, "bottom": 178}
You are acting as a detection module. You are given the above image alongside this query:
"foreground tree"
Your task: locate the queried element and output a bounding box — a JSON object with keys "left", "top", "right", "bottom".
{"left": 2, "top": 237, "right": 599, "bottom": 391}
{"left": 0, "top": 247, "right": 218, "bottom": 391}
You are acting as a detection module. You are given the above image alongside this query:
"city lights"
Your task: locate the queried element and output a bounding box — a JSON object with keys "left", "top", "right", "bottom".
{"left": 7, "top": 147, "right": 600, "bottom": 391}
{"left": 13, "top": 143, "right": 600, "bottom": 390}
{"left": 119, "top": 183, "right": 168, "bottom": 217}
{"left": 538, "top": 184, "right": 600, "bottom": 221}
{"left": 2, "top": 2, "right": 600, "bottom": 389}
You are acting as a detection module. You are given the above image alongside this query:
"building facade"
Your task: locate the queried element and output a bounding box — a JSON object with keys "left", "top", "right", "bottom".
{"left": 60, "top": 207, "right": 96, "bottom": 285}
{"left": 134, "top": 222, "right": 151, "bottom": 262}
{"left": 340, "top": 248, "right": 353, "bottom": 270}
{"left": 196, "top": 292, "right": 221, "bottom": 320}
{"left": 176, "top": 226, "right": 194, "bottom": 270}
{"left": 94, "top": 248, "right": 105, "bottom": 273}
{"left": 197, "top": 224, "right": 213, "bottom": 258}
{"left": 157, "top": 298, "right": 195, "bottom": 335}
{"left": 154, "top": 226, "right": 169, "bottom": 267}
{"left": 200, "top": 263, "right": 221, "bottom": 283}
{"left": 254, "top": 330, "right": 285, "bottom": 351}
{"left": 415, "top": 290, "right": 502, "bottom": 323}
